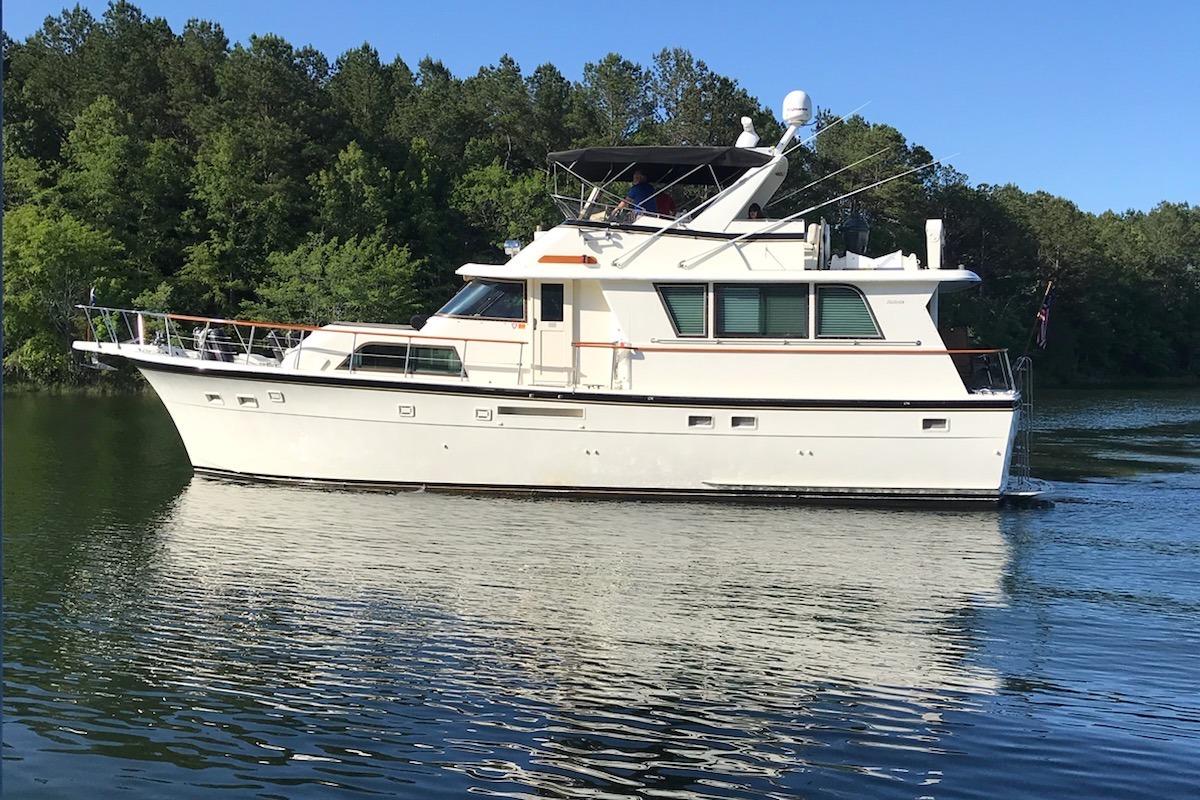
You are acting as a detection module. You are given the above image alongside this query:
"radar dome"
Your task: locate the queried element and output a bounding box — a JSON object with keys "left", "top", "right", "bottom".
{"left": 782, "top": 90, "right": 813, "bottom": 126}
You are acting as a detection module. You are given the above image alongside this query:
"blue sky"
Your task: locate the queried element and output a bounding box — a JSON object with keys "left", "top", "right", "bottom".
{"left": 5, "top": 0, "right": 1198, "bottom": 214}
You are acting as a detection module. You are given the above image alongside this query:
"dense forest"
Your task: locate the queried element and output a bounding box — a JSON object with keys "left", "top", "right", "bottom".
{"left": 4, "top": 2, "right": 1198, "bottom": 386}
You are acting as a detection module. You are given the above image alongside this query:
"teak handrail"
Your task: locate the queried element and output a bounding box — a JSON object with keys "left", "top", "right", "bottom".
{"left": 160, "top": 312, "right": 525, "bottom": 346}
{"left": 572, "top": 340, "right": 1005, "bottom": 355}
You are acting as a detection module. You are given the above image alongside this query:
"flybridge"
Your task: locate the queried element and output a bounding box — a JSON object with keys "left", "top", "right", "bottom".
{"left": 547, "top": 142, "right": 789, "bottom": 230}
{"left": 539, "top": 88, "right": 949, "bottom": 274}
{"left": 548, "top": 146, "right": 774, "bottom": 187}
{"left": 546, "top": 90, "right": 813, "bottom": 229}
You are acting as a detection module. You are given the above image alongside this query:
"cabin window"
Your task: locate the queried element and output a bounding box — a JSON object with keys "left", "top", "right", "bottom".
{"left": 816, "top": 285, "right": 882, "bottom": 338}
{"left": 540, "top": 283, "right": 564, "bottom": 322}
{"left": 655, "top": 284, "right": 707, "bottom": 337}
{"left": 714, "top": 284, "right": 808, "bottom": 338}
{"left": 408, "top": 345, "right": 464, "bottom": 375}
{"left": 437, "top": 279, "right": 525, "bottom": 320}
{"left": 340, "top": 343, "right": 463, "bottom": 375}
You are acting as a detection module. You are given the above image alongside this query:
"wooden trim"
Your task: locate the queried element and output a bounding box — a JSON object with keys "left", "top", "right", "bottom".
{"left": 538, "top": 254, "right": 598, "bottom": 264}
{"left": 572, "top": 341, "right": 1005, "bottom": 355}
{"left": 165, "top": 312, "right": 525, "bottom": 346}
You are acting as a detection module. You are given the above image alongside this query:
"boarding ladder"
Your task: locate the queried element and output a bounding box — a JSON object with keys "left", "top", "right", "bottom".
{"left": 1007, "top": 356, "right": 1039, "bottom": 495}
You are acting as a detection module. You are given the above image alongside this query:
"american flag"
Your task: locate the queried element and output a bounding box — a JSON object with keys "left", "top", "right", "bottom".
{"left": 1035, "top": 282, "right": 1055, "bottom": 349}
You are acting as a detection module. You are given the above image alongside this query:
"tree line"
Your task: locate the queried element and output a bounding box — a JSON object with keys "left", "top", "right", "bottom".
{"left": 4, "top": 2, "right": 1198, "bottom": 386}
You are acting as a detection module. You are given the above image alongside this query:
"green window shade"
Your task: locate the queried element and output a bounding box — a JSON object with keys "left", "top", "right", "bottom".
{"left": 763, "top": 286, "right": 808, "bottom": 337}
{"left": 716, "top": 285, "right": 810, "bottom": 337}
{"left": 818, "top": 286, "right": 881, "bottom": 338}
{"left": 659, "top": 285, "right": 706, "bottom": 336}
{"left": 717, "top": 286, "right": 762, "bottom": 334}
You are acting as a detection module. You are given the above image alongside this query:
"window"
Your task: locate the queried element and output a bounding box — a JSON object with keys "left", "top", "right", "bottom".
{"left": 816, "top": 285, "right": 881, "bottom": 338}
{"left": 655, "top": 284, "right": 707, "bottom": 337}
{"left": 714, "top": 284, "right": 808, "bottom": 338}
{"left": 346, "top": 343, "right": 408, "bottom": 372}
{"left": 340, "top": 343, "right": 463, "bottom": 376}
{"left": 541, "top": 284, "right": 564, "bottom": 322}
{"left": 408, "top": 345, "right": 463, "bottom": 375}
{"left": 437, "top": 279, "right": 525, "bottom": 320}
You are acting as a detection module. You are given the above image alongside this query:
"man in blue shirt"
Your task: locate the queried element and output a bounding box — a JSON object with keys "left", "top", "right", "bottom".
{"left": 617, "top": 169, "right": 657, "bottom": 215}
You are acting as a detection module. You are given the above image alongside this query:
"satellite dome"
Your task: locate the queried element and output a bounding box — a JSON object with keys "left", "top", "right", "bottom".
{"left": 782, "top": 90, "right": 813, "bottom": 126}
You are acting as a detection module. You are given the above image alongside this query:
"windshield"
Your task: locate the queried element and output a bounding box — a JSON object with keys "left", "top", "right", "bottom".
{"left": 437, "top": 280, "right": 525, "bottom": 320}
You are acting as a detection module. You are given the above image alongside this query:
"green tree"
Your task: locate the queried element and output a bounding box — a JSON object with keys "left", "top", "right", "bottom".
{"left": 312, "top": 141, "right": 395, "bottom": 239}
{"left": 3, "top": 2, "right": 1197, "bottom": 387}
{"left": 461, "top": 55, "right": 541, "bottom": 170}
{"left": 245, "top": 234, "right": 422, "bottom": 325}
{"left": 649, "top": 48, "right": 779, "bottom": 147}
{"left": 3, "top": 206, "right": 126, "bottom": 382}
{"left": 527, "top": 63, "right": 578, "bottom": 155}
{"left": 580, "top": 53, "right": 652, "bottom": 145}
{"left": 450, "top": 163, "right": 555, "bottom": 257}
{"left": 328, "top": 44, "right": 398, "bottom": 151}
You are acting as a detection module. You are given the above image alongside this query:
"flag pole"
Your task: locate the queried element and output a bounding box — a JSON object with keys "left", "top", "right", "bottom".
{"left": 1022, "top": 279, "right": 1054, "bottom": 357}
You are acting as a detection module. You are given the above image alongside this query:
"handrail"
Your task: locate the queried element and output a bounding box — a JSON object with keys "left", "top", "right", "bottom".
{"left": 162, "top": 312, "right": 525, "bottom": 346}
{"left": 648, "top": 337, "right": 924, "bottom": 347}
{"left": 75, "top": 306, "right": 526, "bottom": 346}
{"left": 76, "top": 304, "right": 533, "bottom": 383}
{"left": 573, "top": 340, "right": 1007, "bottom": 356}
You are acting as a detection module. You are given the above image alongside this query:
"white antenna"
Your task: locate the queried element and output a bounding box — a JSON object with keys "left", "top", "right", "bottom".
{"left": 777, "top": 101, "right": 870, "bottom": 161}
{"left": 679, "top": 155, "right": 955, "bottom": 269}
{"left": 735, "top": 117, "right": 759, "bottom": 148}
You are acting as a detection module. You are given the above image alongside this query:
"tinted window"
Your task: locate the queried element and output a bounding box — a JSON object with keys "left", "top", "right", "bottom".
{"left": 346, "top": 343, "right": 408, "bottom": 372}
{"left": 656, "top": 285, "right": 706, "bottom": 337}
{"left": 408, "top": 345, "right": 464, "bottom": 375}
{"left": 541, "top": 284, "right": 564, "bottom": 322}
{"left": 817, "top": 286, "right": 881, "bottom": 338}
{"left": 341, "top": 343, "right": 463, "bottom": 375}
{"left": 714, "top": 284, "right": 808, "bottom": 338}
{"left": 438, "top": 280, "right": 525, "bottom": 320}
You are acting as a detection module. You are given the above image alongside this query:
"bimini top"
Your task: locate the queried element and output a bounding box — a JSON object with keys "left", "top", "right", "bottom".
{"left": 548, "top": 146, "right": 773, "bottom": 186}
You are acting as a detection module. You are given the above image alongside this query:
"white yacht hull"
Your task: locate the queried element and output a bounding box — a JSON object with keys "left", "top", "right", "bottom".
{"left": 134, "top": 357, "right": 1018, "bottom": 503}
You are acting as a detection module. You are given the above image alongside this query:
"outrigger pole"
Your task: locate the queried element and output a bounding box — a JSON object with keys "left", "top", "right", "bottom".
{"left": 765, "top": 146, "right": 891, "bottom": 209}
{"left": 775, "top": 101, "right": 870, "bottom": 161}
{"left": 612, "top": 103, "right": 870, "bottom": 268}
{"left": 679, "top": 155, "right": 955, "bottom": 269}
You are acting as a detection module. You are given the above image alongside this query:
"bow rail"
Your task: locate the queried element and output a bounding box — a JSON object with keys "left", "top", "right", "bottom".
{"left": 75, "top": 305, "right": 527, "bottom": 381}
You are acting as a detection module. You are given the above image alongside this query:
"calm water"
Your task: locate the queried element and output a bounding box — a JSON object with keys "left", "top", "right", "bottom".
{"left": 3, "top": 389, "right": 1199, "bottom": 798}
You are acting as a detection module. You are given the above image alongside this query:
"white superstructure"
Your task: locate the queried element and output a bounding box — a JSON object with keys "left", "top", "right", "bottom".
{"left": 74, "top": 92, "right": 1034, "bottom": 504}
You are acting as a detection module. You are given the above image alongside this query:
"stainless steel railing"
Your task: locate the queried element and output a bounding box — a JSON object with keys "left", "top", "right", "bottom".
{"left": 75, "top": 305, "right": 530, "bottom": 382}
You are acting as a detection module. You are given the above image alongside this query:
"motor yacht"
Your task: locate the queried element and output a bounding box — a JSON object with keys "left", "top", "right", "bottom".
{"left": 74, "top": 91, "right": 1037, "bottom": 504}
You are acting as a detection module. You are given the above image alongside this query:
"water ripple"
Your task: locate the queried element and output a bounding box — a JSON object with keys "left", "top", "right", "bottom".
{"left": 5, "top": 392, "right": 1200, "bottom": 798}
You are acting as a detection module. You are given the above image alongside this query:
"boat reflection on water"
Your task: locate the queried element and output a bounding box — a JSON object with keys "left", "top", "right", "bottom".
{"left": 167, "top": 477, "right": 1010, "bottom": 690}
{"left": 128, "top": 478, "right": 1009, "bottom": 793}
{"left": 10, "top": 472, "right": 1015, "bottom": 797}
